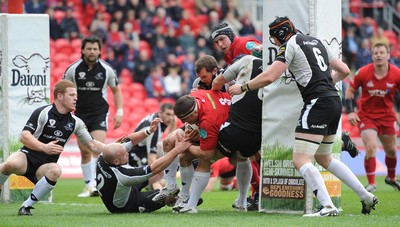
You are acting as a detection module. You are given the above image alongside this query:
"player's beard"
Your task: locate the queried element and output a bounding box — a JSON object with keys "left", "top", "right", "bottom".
{"left": 85, "top": 55, "right": 98, "bottom": 64}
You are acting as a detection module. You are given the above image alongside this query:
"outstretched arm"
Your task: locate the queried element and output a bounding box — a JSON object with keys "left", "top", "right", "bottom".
{"left": 229, "top": 61, "right": 288, "bottom": 95}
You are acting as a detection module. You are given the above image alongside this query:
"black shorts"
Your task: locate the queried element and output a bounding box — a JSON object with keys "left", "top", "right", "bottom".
{"left": 217, "top": 123, "right": 261, "bottom": 158}
{"left": 137, "top": 189, "right": 165, "bottom": 212}
{"left": 21, "top": 151, "right": 48, "bottom": 184}
{"left": 76, "top": 112, "right": 108, "bottom": 132}
{"left": 296, "top": 96, "right": 341, "bottom": 135}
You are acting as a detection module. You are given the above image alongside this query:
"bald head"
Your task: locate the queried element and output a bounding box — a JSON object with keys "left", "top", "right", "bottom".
{"left": 103, "top": 143, "right": 128, "bottom": 165}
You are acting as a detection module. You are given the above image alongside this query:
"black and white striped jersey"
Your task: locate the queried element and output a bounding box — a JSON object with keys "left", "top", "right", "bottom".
{"left": 62, "top": 59, "right": 119, "bottom": 115}
{"left": 275, "top": 33, "right": 339, "bottom": 102}
{"left": 21, "top": 104, "right": 92, "bottom": 163}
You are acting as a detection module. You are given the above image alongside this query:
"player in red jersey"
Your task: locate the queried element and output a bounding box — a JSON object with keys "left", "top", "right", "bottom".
{"left": 211, "top": 22, "right": 261, "bottom": 65}
{"left": 153, "top": 90, "right": 231, "bottom": 213}
{"left": 205, "top": 157, "right": 237, "bottom": 192}
{"left": 345, "top": 43, "right": 400, "bottom": 193}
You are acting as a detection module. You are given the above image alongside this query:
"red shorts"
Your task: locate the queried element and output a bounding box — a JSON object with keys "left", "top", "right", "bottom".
{"left": 359, "top": 115, "right": 398, "bottom": 136}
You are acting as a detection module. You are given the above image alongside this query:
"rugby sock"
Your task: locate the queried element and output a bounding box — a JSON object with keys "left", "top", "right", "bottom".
{"left": 90, "top": 156, "right": 98, "bottom": 187}
{"left": 250, "top": 161, "right": 260, "bottom": 197}
{"left": 186, "top": 171, "right": 210, "bottom": 209}
{"left": 22, "top": 176, "right": 55, "bottom": 207}
{"left": 236, "top": 159, "right": 252, "bottom": 208}
{"left": 81, "top": 161, "right": 92, "bottom": 187}
{"left": 299, "top": 163, "right": 334, "bottom": 208}
{"left": 364, "top": 156, "right": 376, "bottom": 185}
{"left": 385, "top": 155, "right": 397, "bottom": 180}
{"left": 180, "top": 165, "right": 194, "bottom": 196}
{"left": 327, "top": 158, "right": 368, "bottom": 200}
{"left": 0, "top": 171, "right": 9, "bottom": 185}
{"left": 164, "top": 156, "right": 179, "bottom": 190}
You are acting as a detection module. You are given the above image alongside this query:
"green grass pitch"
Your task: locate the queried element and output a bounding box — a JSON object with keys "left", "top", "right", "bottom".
{"left": 0, "top": 176, "right": 399, "bottom": 227}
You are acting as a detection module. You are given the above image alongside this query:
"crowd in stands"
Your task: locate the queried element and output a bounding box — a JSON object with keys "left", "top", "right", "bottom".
{"left": 2, "top": 0, "right": 400, "bottom": 137}
{"left": 12, "top": 0, "right": 261, "bottom": 102}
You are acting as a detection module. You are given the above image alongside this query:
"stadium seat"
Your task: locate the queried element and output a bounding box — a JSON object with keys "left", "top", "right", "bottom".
{"left": 160, "top": 97, "right": 176, "bottom": 105}
{"left": 71, "top": 38, "right": 82, "bottom": 50}
{"left": 143, "top": 98, "right": 160, "bottom": 111}
{"left": 119, "top": 68, "right": 133, "bottom": 85}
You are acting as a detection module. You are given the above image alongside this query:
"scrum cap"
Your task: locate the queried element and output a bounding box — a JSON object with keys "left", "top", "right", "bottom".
{"left": 211, "top": 23, "right": 236, "bottom": 42}
{"left": 269, "top": 16, "right": 295, "bottom": 45}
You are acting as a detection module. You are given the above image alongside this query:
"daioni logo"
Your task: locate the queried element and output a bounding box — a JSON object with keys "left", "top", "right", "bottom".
{"left": 11, "top": 53, "right": 50, "bottom": 105}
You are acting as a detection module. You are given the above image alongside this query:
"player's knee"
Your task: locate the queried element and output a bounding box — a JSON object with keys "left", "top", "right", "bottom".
{"left": 0, "top": 161, "right": 17, "bottom": 175}
{"left": 46, "top": 164, "right": 62, "bottom": 180}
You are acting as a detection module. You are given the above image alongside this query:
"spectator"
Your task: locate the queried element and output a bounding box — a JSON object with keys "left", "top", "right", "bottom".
{"left": 221, "top": 0, "right": 240, "bottom": 20}
{"left": 149, "top": 24, "right": 167, "bottom": 47}
{"left": 164, "top": 68, "right": 182, "bottom": 100}
{"left": 359, "top": 17, "right": 375, "bottom": 40}
{"left": 152, "top": 37, "right": 170, "bottom": 68}
{"left": 208, "top": 10, "right": 221, "bottom": 34}
{"left": 195, "top": 0, "right": 215, "bottom": 15}
{"left": 47, "top": 7, "right": 62, "bottom": 40}
{"left": 342, "top": 27, "right": 361, "bottom": 71}
{"left": 178, "top": 9, "right": 200, "bottom": 36}
{"left": 222, "top": 10, "right": 242, "bottom": 36}
{"left": 83, "top": 0, "right": 107, "bottom": 28}
{"left": 342, "top": 14, "right": 360, "bottom": 38}
{"left": 144, "top": 65, "right": 166, "bottom": 100}
{"left": 165, "top": 26, "right": 180, "bottom": 54}
{"left": 107, "top": 21, "right": 126, "bottom": 56}
{"left": 370, "top": 26, "right": 389, "bottom": 48}
{"left": 89, "top": 11, "right": 109, "bottom": 43}
{"left": 137, "top": 9, "right": 155, "bottom": 43}
{"left": 134, "top": 50, "right": 153, "bottom": 84}
{"left": 240, "top": 11, "right": 256, "bottom": 36}
{"left": 195, "top": 37, "right": 213, "bottom": 58}
{"left": 125, "top": 9, "right": 141, "bottom": 33}
{"left": 355, "top": 38, "right": 372, "bottom": 69}
{"left": 178, "top": 25, "right": 196, "bottom": 54}
{"left": 164, "top": 53, "right": 181, "bottom": 76}
{"left": 25, "top": 0, "right": 46, "bottom": 14}
{"left": 105, "top": 48, "right": 123, "bottom": 76}
{"left": 122, "top": 40, "right": 138, "bottom": 73}
{"left": 166, "top": 0, "right": 183, "bottom": 28}
{"left": 60, "top": 7, "right": 80, "bottom": 40}
{"left": 181, "top": 52, "right": 197, "bottom": 82}
{"left": 181, "top": 69, "right": 194, "bottom": 95}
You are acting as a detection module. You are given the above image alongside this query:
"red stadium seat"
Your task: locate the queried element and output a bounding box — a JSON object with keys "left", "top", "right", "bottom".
{"left": 143, "top": 98, "right": 160, "bottom": 111}
{"left": 160, "top": 97, "right": 176, "bottom": 105}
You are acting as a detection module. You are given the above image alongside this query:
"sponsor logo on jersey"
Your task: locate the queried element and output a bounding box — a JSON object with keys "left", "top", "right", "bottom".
{"left": 54, "top": 130, "right": 63, "bottom": 137}
{"left": 302, "top": 40, "right": 318, "bottom": 46}
{"left": 78, "top": 72, "right": 86, "bottom": 79}
{"left": 64, "top": 123, "right": 74, "bottom": 131}
{"left": 48, "top": 119, "right": 56, "bottom": 128}
{"left": 245, "top": 41, "right": 257, "bottom": 50}
{"left": 199, "top": 129, "right": 207, "bottom": 139}
{"left": 86, "top": 81, "right": 95, "bottom": 87}
{"left": 95, "top": 72, "right": 104, "bottom": 80}
{"left": 366, "top": 80, "right": 374, "bottom": 87}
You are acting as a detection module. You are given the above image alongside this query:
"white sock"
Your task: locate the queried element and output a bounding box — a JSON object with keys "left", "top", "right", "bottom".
{"left": 180, "top": 165, "right": 194, "bottom": 196}
{"left": 81, "top": 162, "right": 92, "bottom": 187}
{"left": 236, "top": 159, "right": 252, "bottom": 208}
{"left": 164, "top": 156, "right": 179, "bottom": 190}
{"left": 327, "top": 158, "right": 368, "bottom": 200}
{"left": 0, "top": 171, "right": 9, "bottom": 185}
{"left": 186, "top": 171, "right": 210, "bottom": 209}
{"left": 299, "top": 163, "right": 334, "bottom": 208}
{"left": 90, "top": 156, "right": 98, "bottom": 187}
{"left": 22, "top": 176, "right": 55, "bottom": 207}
